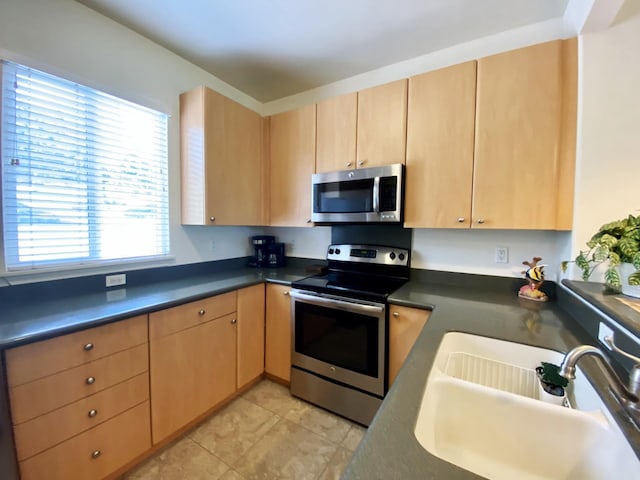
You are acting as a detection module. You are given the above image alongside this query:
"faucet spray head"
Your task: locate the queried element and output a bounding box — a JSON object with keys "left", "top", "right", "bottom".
{"left": 559, "top": 363, "right": 576, "bottom": 380}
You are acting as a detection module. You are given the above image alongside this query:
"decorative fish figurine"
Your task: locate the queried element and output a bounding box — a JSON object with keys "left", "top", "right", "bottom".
{"left": 519, "top": 257, "right": 549, "bottom": 302}
{"left": 525, "top": 265, "right": 546, "bottom": 283}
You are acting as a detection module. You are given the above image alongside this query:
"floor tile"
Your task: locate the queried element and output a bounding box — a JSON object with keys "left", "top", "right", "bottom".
{"left": 241, "top": 379, "right": 307, "bottom": 417}
{"left": 233, "top": 418, "right": 338, "bottom": 480}
{"left": 317, "top": 447, "right": 354, "bottom": 480}
{"left": 341, "top": 424, "right": 367, "bottom": 451}
{"left": 190, "top": 397, "right": 280, "bottom": 465}
{"left": 124, "top": 436, "right": 230, "bottom": 480}
{"left": 284, "top": 401, "right": 353, "bottom": 444}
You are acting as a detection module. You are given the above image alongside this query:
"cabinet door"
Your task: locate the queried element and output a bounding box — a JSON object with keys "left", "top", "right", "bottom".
{"left": 405, "top": 62, "right": 476, "bottom": 228}
{"left": 149, "top": 313, "right": 236, "bottom": 444}
{"left": 180, "top": 86, "right": 266, "bottom": 226}
{"left": 237, "top": 284, "right": 265, "bottom": 389}
{"left": 473, "top": 40, "right": 574, "bottom": 229}
{"left": 265, "top": 283, "right": 292, "bottom": 382}
{"left": 356, "top": 79, "right": 407, "bottom": 168}
{"left": 316, "top": 92, "right": 357, "bottom": 173}
{"left": 269, "top": 105, "right": 316, "bottom": 226}
{"left": 388, "top": 305, "right": 431, "bottom": 386}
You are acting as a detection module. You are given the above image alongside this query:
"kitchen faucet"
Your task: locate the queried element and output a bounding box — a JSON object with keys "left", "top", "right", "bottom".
{"left": 559, "top": 335, "right": 640, "bottom": 426}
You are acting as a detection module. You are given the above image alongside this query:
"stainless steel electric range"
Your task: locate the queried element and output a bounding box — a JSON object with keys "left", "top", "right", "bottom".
{"left": 289, "top": 244, "right": 410, "bottom": 426}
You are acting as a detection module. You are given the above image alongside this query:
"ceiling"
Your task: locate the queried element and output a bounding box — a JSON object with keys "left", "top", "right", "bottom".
{"left": 76, "top": 0, "right": 570, "bottom": 102}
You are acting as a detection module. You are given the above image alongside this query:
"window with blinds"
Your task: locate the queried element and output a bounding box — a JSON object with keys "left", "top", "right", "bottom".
{"left": 0, "top": 60, "right": 169, "bottom": 271}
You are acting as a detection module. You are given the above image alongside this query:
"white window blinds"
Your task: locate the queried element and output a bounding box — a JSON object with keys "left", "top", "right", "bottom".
{"left": 1, "top": 60, "right": 169, "bottom": 271}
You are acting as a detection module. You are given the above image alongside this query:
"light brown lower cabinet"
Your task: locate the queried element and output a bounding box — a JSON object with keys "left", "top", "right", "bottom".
{"left": 19, "top": 402, "right": 150, "bottom": 480}
{"left": 5, "top": 315, "right": 150, "bottom": 480}
{"left": 149, "top": 311, "right": 237, "bottom": 444}
{"left": 265, "top": 283, "right": 292, "bottom": 382}
{"left": 237, "top": 284, "right": 266, "bottom": 389}
{"left": 388, "top": 305, "right": 431, "bottom": 386}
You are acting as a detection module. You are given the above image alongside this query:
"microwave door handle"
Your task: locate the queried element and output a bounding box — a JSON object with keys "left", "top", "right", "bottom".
{"left": 372, "top": 177, "right": 380, "bottom": 213}
{"left": 289, "top": 291, "right": 384, "bottom": 314}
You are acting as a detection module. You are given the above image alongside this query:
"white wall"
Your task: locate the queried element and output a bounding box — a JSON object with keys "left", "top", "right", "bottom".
{"left": 0, "top": 0, "right": 264, "bottom": 283}
{"left": 567, "top": 0, "right": 640, "bottom": 282}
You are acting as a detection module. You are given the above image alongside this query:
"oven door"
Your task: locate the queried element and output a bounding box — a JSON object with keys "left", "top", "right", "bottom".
{"left": 290, "top": 289, "right": 386, "bottom": 397}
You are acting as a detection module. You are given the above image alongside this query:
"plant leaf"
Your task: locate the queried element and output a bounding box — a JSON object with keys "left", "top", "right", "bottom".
{"left": 599, "top": 233, "right": 618, "bottom": 250}
{"left": 609, "top": 251, "right": 621, "bottom": 266}
{"left": 618, "top": 236, "right": 640, "bottom": 258}
{"left": 605, "top": 267, "right": 621, "bottom": 287}
{"left": 576, "top": 253, "right": 591, "bottom": 279}
{"left": 560, "top": 261, "right": 569, "bottom": 273}
{"left": 629, "top": 271, "right": 640, "bottom": 286}
{"left": 593, "top": 245, "right": 609, "bottom": 262}
{"left": 633, "top": 252, "right": 640, "bottom": 270}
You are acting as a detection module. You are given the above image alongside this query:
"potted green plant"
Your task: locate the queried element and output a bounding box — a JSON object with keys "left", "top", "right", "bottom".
{"left": 535, "top": 362, "right": 568, "bottom": 405}
{"left": 562, "top": 214, "right": 640, "bottom": 299}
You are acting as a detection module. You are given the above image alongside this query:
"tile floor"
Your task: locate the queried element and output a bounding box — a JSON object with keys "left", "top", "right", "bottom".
{"left": 124, "top": 379, "right": 366, "bottom": 480}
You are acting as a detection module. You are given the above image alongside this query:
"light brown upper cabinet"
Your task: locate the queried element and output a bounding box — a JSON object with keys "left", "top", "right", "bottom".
{"left": 269, "top": 104, "right": 317, "bottom": 226}
{"left": 356, "top": 79, "right": 408, "bottom": 169}
{"left": 180, "top": 86, "right": 267, "bottom": 226}
{"left": 405, "top": 39, "right": 576, "bottom": 230}
{"left": 405, "top": 61, "right": 477, "bottom": 228}
{"left": 316, "top": 93, "right": 358, "bottom": 173}
{"left": 472, "top": 39, "right": 577, "bottom": 230}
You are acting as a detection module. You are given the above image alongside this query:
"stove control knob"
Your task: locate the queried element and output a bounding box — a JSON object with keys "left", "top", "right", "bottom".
{"left": 398, "top": 253, "right": 405, "bottom": 261}
{"left": 328, "top": 248, "right": 334, "bottom": 254}
{"left": 389, "top": 252, "right": 396, "bottom": 260}
{"left": 335, "top": 248, "right": 341, "bottom": 255}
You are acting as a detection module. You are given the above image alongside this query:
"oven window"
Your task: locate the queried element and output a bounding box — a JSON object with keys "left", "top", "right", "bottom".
{"left": 313, "top": 179, "right": 373, "bottom": 213}
{"left": 294, "top": 302, "right": 378, "bottom": 377}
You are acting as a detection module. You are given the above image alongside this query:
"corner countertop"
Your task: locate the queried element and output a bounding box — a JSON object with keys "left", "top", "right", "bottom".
{"left": 0, "top": 266, "right": 309, "bottom": 349}
{"left": 343, "top": 280, "right": 640, "bottom": 479}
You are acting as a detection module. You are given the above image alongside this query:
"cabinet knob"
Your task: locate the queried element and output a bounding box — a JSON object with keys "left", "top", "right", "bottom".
{"left": 392, "top": 312, "right": 399, "bottom": 317}
{"left": 358, "top": 160, "right": 366, "bottom": 166}
{"left": 231, "top": 318, "right": 237, "bottom": 324}
{"left": 83, "top": 342, "right": 94, "bottom": 351}
{"left": 306, "top": 219, "right": 312, "bottom": 223}
{"left": 283, "top": 291, "right": 290, "bottom": 296}
{"left": 477, "top": 218, "right": 485, "bottom": 224}
{"left": 91, "top": 450, "right": 101, "bottom": 460}
{"left": 457, "top": 217, "right": 465, "bottom": 223}
{"left": 209, "top": 216, "right": 215, "bottom": 222}
{"left": 198, "top": 309, "right": 205, "bottom": 316}
{"left": 86, "top": 376, "right": 96, "bottom": 385}
{"left": 330, "top": 366, "right": 336, "bottom": 373}
{"left": 88, "top": 409, "right": 98, "bottom": 418}
{"left": 346, "top": 162, "right": 353, "bottom": 167}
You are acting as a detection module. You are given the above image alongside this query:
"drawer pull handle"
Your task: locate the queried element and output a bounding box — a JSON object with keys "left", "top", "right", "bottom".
{"left": 198, "top": 309, "right": 205, "bottom": 316}
{"left": 91, "top": 450, "right": 101, "bottom": 459}
{"left": 86, "top": 376, "right": 96, "bottom": 385}
{"left": 83, "top": 343, "right": 94, "bottom": 351}
{"left": 88, "top": 409, "right": 98, "bottom": 418}
{"left": 457, "top": 217, "right": 465, "bottom": 223}
{"left": 283, "top": 291, "right": 290, "bottom": 296}
{"left": 231, "top": 318, "right": 237, "bottom": 324}
{"left": 392, "top": 312, "right": 399, "bottom": 317}
{"left": 477, "top": 218, "right": 485, "bottom": 224}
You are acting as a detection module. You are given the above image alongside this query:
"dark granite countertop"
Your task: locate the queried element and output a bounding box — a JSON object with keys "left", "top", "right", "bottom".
{"left": 343, "top": 279, "right": 640, "bottom": 479}
{"left": 0, "top": 266, "right": 309, "bottom": 349}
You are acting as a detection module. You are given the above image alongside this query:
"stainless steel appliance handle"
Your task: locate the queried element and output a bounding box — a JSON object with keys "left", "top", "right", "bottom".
{"left": 289, "top": 290, "right": 384, "bottom": 314}
{"left": 372, "top": 176, "right": 380, "bottom": 213}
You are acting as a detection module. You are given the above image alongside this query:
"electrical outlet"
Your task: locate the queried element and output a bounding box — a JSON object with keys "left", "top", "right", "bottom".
{"left": 494, "top": 246, "right": 509, "bottom": 264}
{"left": 598, "top": 322, "right": 614, "bottom": 350}
{"left": 105, "top": 273, "right": 126, "bottom": 288}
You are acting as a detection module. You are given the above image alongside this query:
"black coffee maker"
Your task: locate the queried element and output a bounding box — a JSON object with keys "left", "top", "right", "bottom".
{"left": 249, "top": 236, "right": 286, "bottom": 268}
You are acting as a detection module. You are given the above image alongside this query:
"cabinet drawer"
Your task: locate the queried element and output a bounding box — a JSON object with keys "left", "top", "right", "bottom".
{"left": 6, "top": 315, "right": 148, "bottom": 387}
{"left": 19, "top": 401, "right": 151, "bottom": 480}
{"left": 149, "top": 291, "right": 237, "bottom": 339}
{"left": 10, "top": 344, "right": 148, "bottom": 424}
{"left": 14, "top": 373, "right": 149, "bottom": 461}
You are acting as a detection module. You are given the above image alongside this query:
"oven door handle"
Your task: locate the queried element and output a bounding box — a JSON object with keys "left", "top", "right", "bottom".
{"left": 289, "top": 290, "right": 384, "bottom": 314}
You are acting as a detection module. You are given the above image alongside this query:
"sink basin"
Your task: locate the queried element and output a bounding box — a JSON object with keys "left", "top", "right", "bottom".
{"left": 414, "top": 333, "right": 640, "bottom": 479}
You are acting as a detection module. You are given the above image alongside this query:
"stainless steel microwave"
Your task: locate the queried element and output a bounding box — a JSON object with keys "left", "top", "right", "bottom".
{"left": 311, "top": 163, "right": 404, "bottom": 223}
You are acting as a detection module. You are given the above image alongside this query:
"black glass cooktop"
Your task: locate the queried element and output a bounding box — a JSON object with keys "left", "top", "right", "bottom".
{"left": 292, "top": 270, "right": 408, "bottom": 302}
